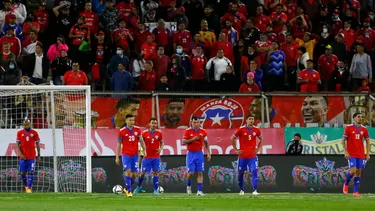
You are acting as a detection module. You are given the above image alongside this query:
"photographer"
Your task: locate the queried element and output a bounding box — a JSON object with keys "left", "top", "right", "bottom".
{"left": 286, "top": 133, "right": 303, "bottom": 155}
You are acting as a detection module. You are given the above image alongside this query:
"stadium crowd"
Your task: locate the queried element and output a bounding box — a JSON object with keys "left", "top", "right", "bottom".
{"left": 0, "top": 0, "right": 374, "bottom": 93}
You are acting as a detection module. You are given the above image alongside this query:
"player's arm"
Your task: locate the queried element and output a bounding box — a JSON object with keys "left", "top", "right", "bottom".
{"left": 158, "top": 140, "right": 164, "bottom": 154}
{"left": 342, "top": 127, "right": 349, "bottom": 159}
{"left": 16, "top": 141, "right": 25, "bottom": 159}
{"left": 182, "top": 132, "right": 199, "bottom": 145}
{"left": 365, "top": 129, "right": 371, "bottom": 161}
{"left": 255, "top": 135, "right": 263, "bottom": 154}
{"left": 115, "top": 137, "right": 122, "bottom": 165}
{"left": 231, "top": 134, "right": 243, "bottom": 154}
{"left": 36, "top": 139, "right": 41, "bottom": 162}
{"left": 204, "top": 136, "right": 211, "bottom": 161}
{"left": 139, "top": 135, "right": 147, "bottom": 157}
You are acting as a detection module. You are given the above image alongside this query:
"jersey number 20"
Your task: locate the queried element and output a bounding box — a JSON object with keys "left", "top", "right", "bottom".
{"left": 129, "top": 136, "right": 135, "bottom": 141}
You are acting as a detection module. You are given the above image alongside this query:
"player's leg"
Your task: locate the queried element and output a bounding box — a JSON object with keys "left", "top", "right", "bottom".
{"left": 129, "top": 154, "right": 139, "bottom": 195}
{"left": 249, "top": 157, "right": 259, "bottom": 195}
{"left": 152, "top": 158, "right": 161, "bottom": 194}
{"left": 237, "top": 158, "right": 247, "bottom": 195}
{"left": 134, "top": 158, "right": 151, "bottom": 195}
{"left": 343, "top": 157, "right": 357, "bottom": 194}
{"left": 19, "top": 160, "right": 28, "bottom": 191}
{"left": 122, "top": 155, "right": 133, "bottom": 197}
{"left": 353, "top": 158, "right": 366, "bottom": 196}
{"left": 196, "top": 152, "right": 204, "bottom": 196}
{"left": 186, "top": 152, "right": 195, "bottom": 194}
{"left": 26, "top": 159, "right": 36, "bottom": 191}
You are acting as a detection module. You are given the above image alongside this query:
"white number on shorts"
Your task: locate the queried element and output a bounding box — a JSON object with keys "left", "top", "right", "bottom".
{"left": 31, "top": 162, "right": 35, "bottom": 171}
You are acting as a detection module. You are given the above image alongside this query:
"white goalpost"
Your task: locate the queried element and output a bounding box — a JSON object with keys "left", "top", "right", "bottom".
{"left": 0, "top": 85, "right": 92, "bottom": 193}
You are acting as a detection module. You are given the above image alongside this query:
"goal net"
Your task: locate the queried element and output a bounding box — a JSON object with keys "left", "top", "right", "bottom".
{"left": 0, "top": 85, "right": 92, "bottom": 193}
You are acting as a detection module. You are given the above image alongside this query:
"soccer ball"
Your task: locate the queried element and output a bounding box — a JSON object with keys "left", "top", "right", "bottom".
{"left": 112, "top": 185, "right": 123, "bottom": 194}
{"left": 158, "top": 186, "right": 164, "bottom": 193}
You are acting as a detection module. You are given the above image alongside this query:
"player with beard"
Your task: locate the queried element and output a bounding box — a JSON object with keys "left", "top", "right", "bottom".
{"left": 161, "top": 98, "right": 186, "bottom": 128}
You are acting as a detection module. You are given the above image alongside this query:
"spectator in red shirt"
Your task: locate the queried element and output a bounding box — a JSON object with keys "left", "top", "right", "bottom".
{"left": 80, "top": 2, "right": 98, "bottom": 34}
{"left": 152, "top": 19, "right": 171, "bottom": 54}
{"left": 116, "top": 0, "right": 135, "bottom": 24}
{"left": 297, "top": 59, "right": 321, "bottom": 92}
{"left": 227, "top": 0, "right": 248, "bottom": 16}
{"left": 172, "top": 22, "right": 192, "bottom": 54}
{"left": 255, "top": 5, "right": 271, "bottom": 33}
{"left": 289, "top": 14, "right": 309, "bottom": 39}
{"left": 221, "top": 19, "right": 239, "bottom": 46}
{"left": 210, "top": 32, "right": 234, "bottom": 63}
{"left": 255, "top": 33, "right": 272, "bottom": 66}
{"left": 113, "top": 19, "right": 134, "bottom": 55}
{"left": 360, "top": 18, "right": 375, "bottom": 55}
{"left": 357, "top": 78, "right": 371, "bottom": 93}
{"left": 268, "top": 0, "right": 285, "bottom": 14}
{"left": 62, "top": 62, "right": 88, "bottom": 85}
{"left": 151, "top": 44, "right": 170, "bottom": 80}
{"left": 338, "top": 20, "right": 356, "bottom": 51}
{"left": 0, "top": 26, "right": 21, "bottom": 56}
{"left": 22, "top": 14, "right": 40, "bottom": 43}
{"left": 266, "top": 24, "right": 278, "bottom": 42}
{"left": 270, "top": 4, "right": 288, "bottom": 34}
{"left": 284, "top": 0, "right": 297, "bottom": 21}
{"left": 331, "top": 9, "right": 343, "bottom": 37}
{"left": 220, "top": 3, "right": 246, "bottom": 33}
{"left": 190, "top": 45, "right": 207, "bottom": 91}
{"left": 238, "top": 71, "right": 261, "bottom": 93}
{"left": 280, "top": 34, "right": 299, "bottom": 90}
{"left": 277, "top": 25, "right": 289, "bottom": 44}
{"left": 138, "top": 60, "right": 157, "bottom": 91}
{"left": 317, "top": 45, "right": 339, "bottom": 91}
{"left": 133, "top": 22, "right": 152, "bottom": 52}
{"left": 68, "top": 16, "right": 91, "bottom": 60}
{"left": 33, "top": 2, "right": 49, "bottom": 34}
{"left": 141, "top": 34, "right": 156, "bottom": 61}
{"left": 295, "top": 6, "right": 312, "bottom": 32}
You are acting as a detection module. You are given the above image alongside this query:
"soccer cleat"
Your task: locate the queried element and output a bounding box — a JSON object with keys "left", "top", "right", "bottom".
{"left": 133, "top": 186, "right": 141, "bottom": 195}
{"left": 343, "top": 184, "right": 348, "bottom": 195}
{"left": 197, "top": 191, "right": 205, "bottom": 196}
{"left": 239, "top": 190, "right": 244, "bottom": 196}
{"left": 128, "top": 192, "right": 133, "bottom": 198}
{"left": 124, "top": 189, "right": 132, "bottom": 197}
{"left": 25, "top": 187, "right": 32, "bottom": 193}
{"left": 187, "top": 186, "right": 192, "bottom": 195}
{"left": 353, "top": 192, "right": 361, "bottom": 197}
{"left": 153, "top": 190, "right": 159, "bottom": 195}
{"left": 252, "top": 190, "right": 260, "bottom": 196}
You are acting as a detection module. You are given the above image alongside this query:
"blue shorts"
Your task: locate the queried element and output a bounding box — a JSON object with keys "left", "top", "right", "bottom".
{"left": 142, "top": 158, "right": 160, "bottom": 173}
{"left": 237, "top": 157, "right": 258, "bottom": 172}
{"left": 122, "top": 154, "right": 139, "bottom": 172}
{"left": 19, "top": 159, "right": 36, "bottom": 173}
{"left": 348, "top": 157, "right": 366, "bottom": 169}
{"left": 186, "top": 151, "right": 204, "bottom": 173}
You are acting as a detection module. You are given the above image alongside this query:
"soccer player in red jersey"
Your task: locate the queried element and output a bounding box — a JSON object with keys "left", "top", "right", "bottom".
{"left": 116, "top": 114, "right": 146, "bottom": 197}
{"left": 231, "top": 114, "right": 263, "bottom": 196}
{"left": 183, "top": 116, "right": 211, "bottom": 196}
{"left": 134, "top": 118, "right": 164, "bottom": 195}
{"left": 342, "top": 112, "right": 370, "bottom": 197}
{"left": 17, "top": 118, "right": 41, "bottom": 193}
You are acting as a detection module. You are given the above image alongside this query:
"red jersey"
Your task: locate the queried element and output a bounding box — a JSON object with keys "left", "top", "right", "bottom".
{"left": 233, "top": 125, "right": 262, "bottom": 158}
{"left": 255, "top": 14, "right": 271, "bottom": 33}
{"left": 362, "top": 28, "right": 375, "bottom": 52}
{"left": 332, "top": 20, "right": 343, "bottom": 37}
{"left": 79, "top": 11, "right": 98, "bottom": 33}
{"left": 270, "top": 12, "right": 288, "bottom": 34}
{"left": 285, "top": 3, "right": 297, "bottom": 21}
{"left": 220, "top": 12, "right": 246, "bottom": 33}
{"left": 357, "top": 86, "right": 371, "bottom": 93}
{"left": 343, "top": 124, "right": 369, "bottom": 158}
{"left": 292, "top": 23, "right": 309, "bottom": 39}
{"left": 152, "top": 27, "right": 170, "bottom": 47}
{"left": 268, "top": 32, "right": 278, "bottom": 42}
{"left": 343, "top": 0, "right": 360, "bottom": 18}
{"left": 70, "top": 24, "right": 89, "bottom": 46}
{"left": 63, "top": 70, "right": 88, "bottom": 85}
{"left": 339, "top": 29, "right": 356, "bottom": 51}
{"left": 190, "top": 54, "right": 207, "bottom": 80}
{"left": 278, "top": 32, "right": 287, "bottom": 44}
{"left": 33, "top": 9, "right": 48, "bottom": 31}
{"left": 118, "top": 126, "right": 143, "bottom": 156}
{"left": 238, "top": 83, "right": 261, "bottom": 92}
{"left": 173, "top": 30, "right": 192, "bottom": 54}
{"left": 113, "top": 28, "right": 131, "bottom": 49}
{"left": 134, "top": 30, "right": 152, "bottom": 52}
{"left": 221, "top": 28, "right": 239, "bottom": 45}
{"left": 280, "top": 42, "right": 299, "bottom": 66}
{"left": 141, "top": 42, "right": 157, "bottom": 60}
{"left": 210, "top": 41, "right": 234, "bottom": 63}
{"left": 298, "top": 69, "right": 321, "bottom": 92}
{"left": 16, "top": 129, "right": 40, "bottom": 160}
{"left": 116, "top": 2, "right": 135, "bottom": 23}
{"left": 268, "top": 0, "right": 285, "bottom": 13}
{"left": 142, "top": 129, "right": 163, "bottom": 158}
{"left": 183, "top": 128, "right": 208, "bottom": 152}
{"left": 318, "top": 54, "right": 339, "bottom": 81}
{"left": 255, "top": 40, "right": 272, "bottom": 65}
{"left": 138, "top": 70, "right": 157, "bottom": 91}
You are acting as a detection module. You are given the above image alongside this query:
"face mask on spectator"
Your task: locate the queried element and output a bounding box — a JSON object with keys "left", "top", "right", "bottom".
{"left": 9, "top": 64, "right": 15, "bottom": 69}
{"left": 176, "top": 48, "right": 183, "bottom": 54}
{"left": 323, "top": 28, "right": 328, "bottom": 33}
{"left": 248, "top": 51, "right": 254, "bottom": 55}
{"left": 116, "top": 50, "right": 122, "bottom": 55}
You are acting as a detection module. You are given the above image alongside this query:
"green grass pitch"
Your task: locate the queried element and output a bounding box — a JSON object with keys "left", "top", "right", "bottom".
{"left": 1, "top": 193, "right": 375, "bottom": 211}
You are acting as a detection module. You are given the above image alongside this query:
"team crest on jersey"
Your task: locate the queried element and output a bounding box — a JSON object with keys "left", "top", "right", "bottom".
{"left": 190, "top": 99, "right": 244, "bottom": 129}
{"left": 360, "top": 131, "right": 364, "bottom": 135}
{"left": 135, "top": 132, "right": 138, "bottom": 136}
{"left": 253, "top": 132, "right": 256, "bottom": 136}
{"left": 30, "top": 134, "right": 34, "bottom": 137}
{"left": 155, "top": 135, "right": 159, "bottom": 139}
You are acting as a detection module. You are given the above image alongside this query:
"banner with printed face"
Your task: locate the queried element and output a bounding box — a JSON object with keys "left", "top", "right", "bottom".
{"left": 89, "top": 95, "right": 370, "bottom": 129}
{"left": 63, "top": 128, "right": 286, "bottom": 156}
{"left": 284, "top": 128, "right": 375, "bottom": 155}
